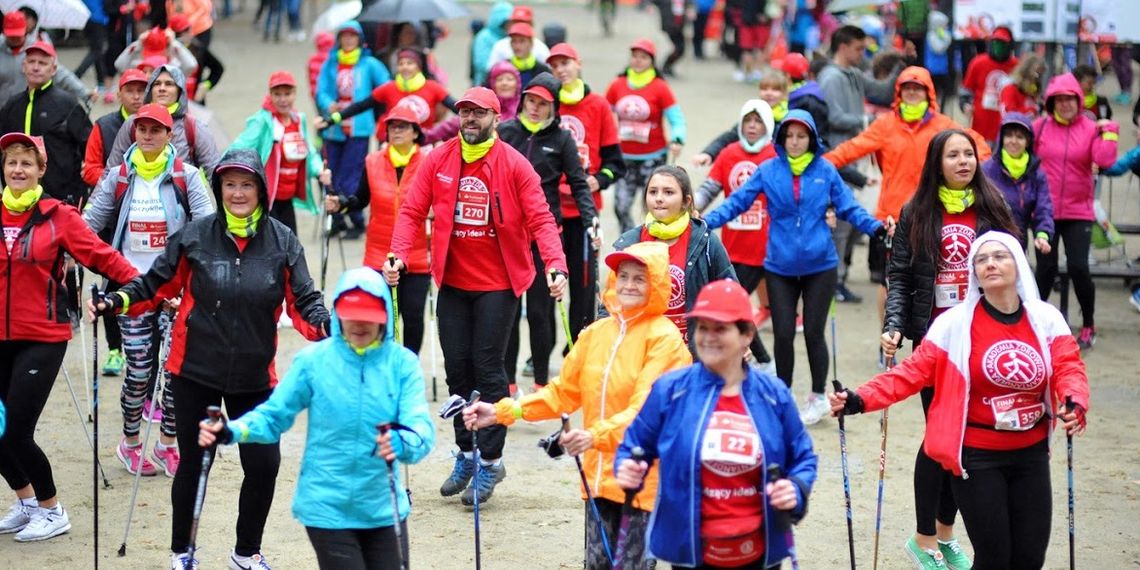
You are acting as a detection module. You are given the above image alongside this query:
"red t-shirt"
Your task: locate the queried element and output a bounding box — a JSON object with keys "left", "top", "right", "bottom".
{"left": 707, "top": 142, "right": 778, "bottom": 267}
{"left": 274, "top": 119, "right": 305, "bottom": 202}
{"left": 2, "top": 208, "right": 31, "bottom": 254}
{"left": 641, "top": 225, "right": 691, "bottom": 342}
{"left": 605, "top": 76, "right": 677, "bottom": 156}
{"left": 443, "top": 159, "right": 512, "bottom": 291}
{"left": 965, "top": 302, "right": 1049, "bottom": 450}
{"left": 558, "top": 91, "right": 618, "bottom": 218}
{"left": 963, "top": 55, "right": 1019, "bottom": 141}
{"left": 370, "top": 79, "right": 450, "bottom": 130}
{"left": 700, "top": 394, "right": 765, "bottom": 567}
{"left": 999, "top": 83, "right": 1038, "bottom": 117}
{"left": 930, "top": 208, "right": 977, "bottom": 321}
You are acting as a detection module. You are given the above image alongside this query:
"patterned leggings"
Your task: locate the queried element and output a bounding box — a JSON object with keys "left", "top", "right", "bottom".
{"left": 119, "top": 311, "right": 176, "bottom": 438}
{"left": 585, "top": 497, "right": 655, "bottom": 569}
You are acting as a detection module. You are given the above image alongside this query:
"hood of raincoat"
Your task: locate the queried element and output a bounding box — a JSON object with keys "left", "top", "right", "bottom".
{"left": 928, "top": 10, "right": 949, "bottom": 31}
{"left": 143, "top": 64, "right": 190, "bottom": 118}
{"left": 774, "top": 108, "right": 822, "bottom": 155}
{"left": 515, "top": 71, "right": 562, "bottom": 121}
{"left": 737, "top": 98, "right": 775, "bottom": 148}
{"left": 965, "top": 230, "right": 1040, "bottom": 305}
{"left": 210, "top": 148, "right": 270, "bottom": 215}
{"left": 602, "top": 241, "right": 671, "bottom": 320}
{"left": 330, "top": 267, "right": 396, "bottom": 345}
{"left": 486, "top": 1, "right": 514, "bottom": 39}
{"left": 489, "top": 60, "right": 522, "bottom": 121}
{"left": 1042, "top": 72, "right": 1083, "bottom": 114}
{"left": 891, "top": 65, "right": 939, "bottom": 113}
{"left": 994, "top": 111, "right": 1036, "bottom": 157}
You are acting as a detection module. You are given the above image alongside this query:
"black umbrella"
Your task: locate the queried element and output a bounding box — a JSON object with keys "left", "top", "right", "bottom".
{"left": 358, "top": 0, "right": 469, "bottom": 23}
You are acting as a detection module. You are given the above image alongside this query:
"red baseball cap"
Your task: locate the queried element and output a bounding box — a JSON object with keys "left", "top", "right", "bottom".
{"left": 24, "top": 40, "right": 56, "bottom": 60}
{"left": 510, "top": 6, "right": 534, "bottom": 23}
{"left": 335, "top": 288, "right": 388, "bottom": 324}
{"left": 3, "top": 11, "right": 26, "bottom": 38}
{"left": 456, "top": 86, "right": 501, "bottom": 114}
{"left": 135, "top": 103, "right": 174, "bottom": 129}
{"left": 169, "top": 14, "right": 191, "bottom": 34}
{"left": 604, "top": 250, "right": 648, "bottom": 272}
{"left": 0, "top": 132, "right": 47, "bottom": 164}
{"left": 546, "top": 42, "right": 579, "bottom": 63}
{"left": 268, "top": 70, "right": 297, "bottom": 89}
{"left": 780, "top": 53, "right": 810, "bottom": 81}
{"left": 522, "top": 85, "right": 554, "bottom": 103}
{"left": 630, "top": 38, "right": 656, "bottom": 59}
{"left": 141, "top": 29, "right": 168, "bottom": 59}
{"left": 507, "top": 22, "right": 534, "bottom": 38}
{"left": 382, "top": 105, "right": 421, "bottom": 127}
{"left": 118, "top": 68, "right": 149, "bottom": 88}
{"left": 991, "top": 26, "right": 1013, "bottom": 42}
{"left": 686, "top": 280, "right": 754, "bottom": 323}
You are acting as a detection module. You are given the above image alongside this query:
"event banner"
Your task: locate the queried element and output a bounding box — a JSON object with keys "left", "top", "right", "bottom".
{"left": 951, "top": 0, "right": 1140, "bottom": 43}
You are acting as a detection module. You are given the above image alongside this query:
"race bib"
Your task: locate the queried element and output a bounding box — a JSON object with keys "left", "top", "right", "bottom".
{"left": 454, "top": 176, "right": 490, "bottom": 226}
{"left": 988, "top": 393, "right": 1046, "bottom": 431}
{"left": 281, "top": 131, "right": 308, "bottom": 162}
{"left": 575, "top": 142, "right": 591, "bottom": 171}
{"left": 618, "top": 120, "right": 652, "bottom": 144}
{"left": 129, "top": 220, "right": 169, "bottom": 253}
{"left": 934, "top": 276, "right": 968, "bottom": 308}
{"left": 726, "top": 201, "right": 764, "bottom": 231}
{"left": 702, "top": 411, "right": 761, "bottom": 474}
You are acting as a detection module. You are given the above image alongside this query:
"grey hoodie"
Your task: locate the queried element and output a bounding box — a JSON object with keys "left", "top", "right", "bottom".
{"left": 817, "top": 62, "right": 899, "bottom": 148}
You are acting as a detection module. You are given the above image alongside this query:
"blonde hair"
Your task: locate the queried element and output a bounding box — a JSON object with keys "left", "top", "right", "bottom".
{"left": 757, "top": 69, "right": 789, "bottom": 92}
{"left": 1, "top": 142, "right": 45, "bottom": 169}
{"left": 1009, "top": 53, "right": 1044, "bottom": 87}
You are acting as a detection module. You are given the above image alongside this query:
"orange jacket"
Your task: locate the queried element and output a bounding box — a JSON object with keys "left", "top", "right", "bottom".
{"left": 167, "top": 0, "right": 213, "bottom": 37}
{"left": 362, "top": 147, "right": 429, "bottom": 272}
{"left": 494, "top": 241, "right": 691, "bottom": 507}
{"left": 824, "top": 66, "right": 990, "bottom": 221}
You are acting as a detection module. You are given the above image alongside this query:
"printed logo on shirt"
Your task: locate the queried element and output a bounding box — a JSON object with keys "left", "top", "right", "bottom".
{"left": 3, "top": 226, "right": 19, "bottom": 254}
{"left": 940, "top": 223, "right": 975, "bottom": 270}
{"left": 667, "top": 263, "right": 685, "bottom": 311}
{"left": 454, "top": 176, "right": 491, "bottom": 226}
{"left": 982, "top": 70, "right": 1012, "bottom": 110}
{"left": 559, "top": 115, "right": 592, "bottom": 170}
{"left": 725, "top": 163, "right": 763, "bottom": 231}
{"left": 982, "top": 340, "right": 1046, "bottom": 390}
{"left": 702, "top": 410, "right": 761, "bottom": 477}
{"left": 395, "top": 95, "right": 431, "bottom": 123}
{"left": 727, "top": 161, "right": 757, "bottom": 192}
{"left": 615, "top": 95, "right": 651, "bottom": 121}
{"left": 336, "top": 68, "right": 355, "bottom": 100}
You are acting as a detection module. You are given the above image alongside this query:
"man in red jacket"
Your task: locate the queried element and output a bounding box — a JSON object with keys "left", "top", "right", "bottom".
{"left": 385, "top": 86, "right": 568, "bottom": 506}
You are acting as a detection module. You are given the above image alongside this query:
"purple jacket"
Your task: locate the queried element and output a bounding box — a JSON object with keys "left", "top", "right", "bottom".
{"left": 982, "top": 115, "right": 1053, "bottom": 245}
{"left": 1031, "top": 73, "right": 1118, "bottom": 221}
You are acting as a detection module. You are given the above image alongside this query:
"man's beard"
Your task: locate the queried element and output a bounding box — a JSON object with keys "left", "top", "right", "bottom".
{"left": 461, "top": 121, "right": 494, "bottom": 144}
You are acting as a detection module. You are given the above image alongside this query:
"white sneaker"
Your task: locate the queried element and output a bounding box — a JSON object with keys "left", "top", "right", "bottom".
{"left": 799, "top": 393, "right": 829, "bottom": 426}
{"left": 172, "top": 552, "right": 200, "bottom": 570}
{"left": 276, "top": 313, "right": 293, "bottom": 329}
{"left": 732, "top": 69, "right": 746, "bottom": 82}
{"left": 14, "top": 504, "right": 70, "bottom": 542}
{"left": 229, "top": 550, "right": 273, "bottom": 569}
{"left": 0, "top": 498, "right": 36, "bottom": 534}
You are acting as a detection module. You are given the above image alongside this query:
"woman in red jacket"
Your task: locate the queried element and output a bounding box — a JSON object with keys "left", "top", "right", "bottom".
{"left": 0, "top": 132, "right": 139, "bottom": 542}
{"left": 831, "top": 230, "right": 1089, "bottom": 570}
{"left": 327, "top": 106, "right": 432, "bottom": 354}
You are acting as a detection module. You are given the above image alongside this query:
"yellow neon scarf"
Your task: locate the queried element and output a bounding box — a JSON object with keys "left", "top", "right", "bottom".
{"left": 396, "top": 72, "right": 426, "bottom": 93}
{"left": 460, "top": 135, "right": 496, "bottom": 163}
{"left": 225, "top": 205, "right": 264, "bottom": 238}
{"left": 518, "top": 114, "right": 552, "bottom": 134}
{"left": 350, "top": 338, "right": 382, "bottom": 355}
{"left": 627, "top": 67, "right": 657, "bottom": 89}
{"left": 120, "top": 106, "right": 130, "bottom": 120}
{"left": 1083, "top": 93, "right": 1096, "bottom": 110}
{"left": 2, "top": 185, "right": 43, "bottom": 214}
{"left": 787, "top": 152, "right": 813, "bottom": 176}
{"left": 166, "top": 102, "right": 181, "bottom": 116}
{"left": 644, "top": 211, "right": 690, "bottom": 240}
{"left": 129, "top": 146, "right": 172, "bottom": 182}
{"left": 1001, "top": 149, "right": 1029, "bottom": 180}
{"left": 900, "top": 101, "right": 929, "bottom": 123}
{"left": 559, "top": 79, "right": 585, "bottom": 105}
{"left": 337, "top": 48, "right": 361, "bottom": 66}
{"left": 511, "top": 54, "right": 536, "bottom": 71}
{"left": 938, "top": 185, "right": 975, "bottom": 214}
{"left": 1053, "top": 111, "right": 1070, "bottom": 125}
{"left": 771, "top": 100, "right": 788, "bottom": 123}
{"left": 388, "top": 144, "right": 417, "bottom": 168}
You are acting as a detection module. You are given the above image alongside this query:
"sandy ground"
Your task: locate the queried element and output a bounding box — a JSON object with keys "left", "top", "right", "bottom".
{"left": 3, "top": 3, "right": 1139, "bottom": 569}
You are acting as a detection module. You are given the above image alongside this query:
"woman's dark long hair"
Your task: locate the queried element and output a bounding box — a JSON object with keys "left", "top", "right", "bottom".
{"left": 906, "top": 130, "right": 1019, "bottom": 263}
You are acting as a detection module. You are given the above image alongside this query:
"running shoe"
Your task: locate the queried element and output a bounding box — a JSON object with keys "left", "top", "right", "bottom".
{"left": 461, "top": 461, "right": 507, "bottom": 506}
{"left": 1076, "top": 326, "right": 1096, "bottom": 350}
{"left": 440, "top": 453, "right": 475, "bottom": 497}
{"left": 732, "top": 69, "right": 746, "bottom": 83}
{"left": 0, "top": 498, "right": 36, "bottom": 534}
{"left": 905, "top": 536, "right": 948, "bottom": 569}
{"left": 522, "top": 357, "right": 535, "bottom": 378}
{"left": 171, "top": 552, "right": 199, "bottom": 570}
{"left": 14, "top": 504, "right": 70, "bottom": 542}
{"left": 795, "top": 314, "right": 804, "bottom": 333}
{"left": 799, "top": 393, "right": 829, "bottom": 426}
{"left": 937, "top": 538, "right": 973, "bottom": 570}
{"left": 1131, "top": 287, "right": 1140, "bottom": 313}
{"left": 835, "top": 283, "right": 863, "bottom": 304}
{"left": 277, "top": 312, "right": 293, "bottom": 329}
{"left": 143, "top": 398, "right": 164, "bottom": 424}
{"left": 117, "top": 438, "right": 158, "bottom": 476}
{"left": 229, "top": 551, "right": 273, "bottom": 570}
{"left": 153, "top": 444, "right": 181, "bottom": 477}
{"left": 1113, "top": 92, "right": 1132, "bottom": 105}
{"left": 102, "top": 348, "right": 125, "bottom": 376}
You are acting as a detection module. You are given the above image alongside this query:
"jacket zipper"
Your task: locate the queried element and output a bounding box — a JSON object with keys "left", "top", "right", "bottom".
{"left": 741, "top": 390, "right": 770, "bottom": 567}
{"left": 493, "top": 192, "right": 504, "bottom": 224}
{"left": 593, "top": 317, "right": 629, "bottom": 490}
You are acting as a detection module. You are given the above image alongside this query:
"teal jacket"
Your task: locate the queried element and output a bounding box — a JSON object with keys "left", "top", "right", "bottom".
{"left": 228, "top": 108, "right": 325, "bottom": 214}
{"left": 224, "top": 268, "right": 435, "bottom": 529}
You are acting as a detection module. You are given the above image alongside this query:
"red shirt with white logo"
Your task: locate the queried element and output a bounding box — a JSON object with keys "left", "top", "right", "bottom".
{"left": 336, "top": 63, "right": 356, "bottom": 136}
{"left": 605, "top": 75, "right": 677, "bottom": 156}
{"left": 370, "top": 80, "right": 450, "bottom": 130}
{"left": 558, "top": 91, "right": 617, "bottom": 218}
{"left": 2, "top": 208, "right": 31, "bottom": 254}
{"left": 700, "top": 394, "right": 765, "bottom": 567}
{"left": 965, "top": 301, "right": 1049, "bottom": 450}
{"left": 707, "top": 142, "right": 778, "bottom": 267}
{"left": 442, "top": 159, "right": 512, "bottom": 291}
{"left": 931, "top": 208, "right": 977, "bottom": 320}
{"left": 642, "top": 225, "right": 690, "bottom": 342}
{"left": 962, "top": 54, "right": 1019, "bottom": 141}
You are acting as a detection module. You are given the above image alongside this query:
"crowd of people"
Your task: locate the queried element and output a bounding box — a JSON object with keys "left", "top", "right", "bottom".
{"left": 2, "top": 0, "right": 1135, "bottom": 568}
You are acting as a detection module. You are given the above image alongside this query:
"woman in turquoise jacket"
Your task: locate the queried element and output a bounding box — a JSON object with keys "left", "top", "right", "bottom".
{"left": 199, "top": 267, "right": 434, "bottom": 569}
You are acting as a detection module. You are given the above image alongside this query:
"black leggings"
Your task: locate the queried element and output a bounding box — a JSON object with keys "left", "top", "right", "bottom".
{"left": 563, "top": 216, "right": 599, "bottom": 346}
{"left": 0, "top": 341, "right": 67, "bottom": 501}
{"left": 306, "top": 523, "right": 409, "bottom": 570}
{"left": 950, "top": 445, "right": 1052, "bottom": 570}
{"left": 731, "top": 262, "right": 772, "bottom": 364}
{"left": 170, "top": 377, "right": 281, "bottom": 556}
{"left": 915, "top": 386, "right": 958, "bottom": 536}
{"left": 1035, "top": 220, "right": 1094, "bottom": 327}
{"left": 393, "top": 273, "right": 430, "bottom": 355}
{"left": 765, "top": 268, "right": 836, "bottom": 393}
{"left": 75, "top": 20, "right": 110, "bottom": 83}
{"left": 505, "top": 244, "right": 556, "bottom": 385}
{"left": 436, "top": 286, "right": 518, "bottom": 459}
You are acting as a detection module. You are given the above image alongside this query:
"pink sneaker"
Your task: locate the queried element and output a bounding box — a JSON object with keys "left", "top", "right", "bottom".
{"left": 116, "top": 439, "right": 157, "bottom": 476}
{"left": 152, "top": 444, "right": 180, "bottom": 477}
{"left": 143, "top": 399, "right": 163, "bottom": 424}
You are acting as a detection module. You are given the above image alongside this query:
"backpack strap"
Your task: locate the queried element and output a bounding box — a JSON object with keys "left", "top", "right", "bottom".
{"left": 114, "top": 162, "right": 131, "bottom": 203}
{"left": 183, "top": 113, "right": 199, "bottom": 165}
{"left": 171, "top": 157, "right": 193, "bottom": 220}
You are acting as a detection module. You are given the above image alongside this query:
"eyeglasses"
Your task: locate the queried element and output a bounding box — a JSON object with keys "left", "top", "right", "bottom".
{"left": 458, "top": 108, "right": 492, "bottom": 119}
{"left": 387, "top": 122, "right": 414, "bottom": 131}
{"left": 973, "top": 252, "right": 1013, "bottom": 266}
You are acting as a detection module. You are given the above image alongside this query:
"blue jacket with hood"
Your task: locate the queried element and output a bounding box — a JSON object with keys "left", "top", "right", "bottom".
{"left": 223, "top": 268, "right": 435, "bottom": 529}
{"left": 705, "top": 109, "right": 882, "bottom": 277}
{"left": 615, "top": 362, "right": 818, "bottom": 567}
{"left": 316, "top": 20, "right": 392, "bottom": 141}
{"left": 472, "top": 2, "right": 514, "bottom": 86}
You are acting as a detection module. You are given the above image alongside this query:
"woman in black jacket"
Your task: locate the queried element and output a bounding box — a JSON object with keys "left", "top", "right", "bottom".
{"left": 94, "top": 148, "right": 329, "bottom": 570}
{"left": 881, "top": 129, "right": 1018, "bottom": 568}
{"left": 497, "top": 71, "right": 598, "bottom": 389}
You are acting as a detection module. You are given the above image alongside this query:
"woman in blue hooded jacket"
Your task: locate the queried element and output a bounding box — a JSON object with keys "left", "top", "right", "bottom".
{"left": 704, "top": 110, "right": 887, "bottom": 426}
{"left": 199, "top": 267, "right": 434, "bottom": 570}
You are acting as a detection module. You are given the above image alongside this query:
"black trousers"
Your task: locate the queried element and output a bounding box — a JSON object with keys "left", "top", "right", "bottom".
{"left": 436, "top": 286, "right": 517, "bottom": 459}
{"left": 1035, "top": 220, "right": 1095, "bottom": 327}
{"left": 392, "top": 273, "right": 430, "bottom": 355}
{"left": 170, "top": 377, "right": 280, "bottom": 556}
{"left": 505, "top": 244, "right": 556, "bottom": 385}
{"left": 563, "top": 216, "right": 599, "bottom": 346}
{"left": 731, "top": 262, "right": 772, "bottom": 364}
{"left": 306, "top": 523, "right": 409, "bottom": 570}
{"left": 951, "top": 445, "right": 1052, "bottom": 570}
{"left": 916, "top": 385, "right": 958, "bottom": 535}
{"left": 75, "top": 20, "right": 110, "bottom": 83}
{"left": 765, "top": 268, "right": 836, "bottom": 393}
{"left": 269, "top": 199, "right": 297, "bottom": 234}
{"left": 0, "top": 341, "right": 67, "bottom": 501}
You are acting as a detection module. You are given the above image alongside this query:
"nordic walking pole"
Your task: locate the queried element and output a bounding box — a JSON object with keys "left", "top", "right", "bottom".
{"left": 89, "top": 284, "right": 102, "bottom": 570}
{"left": 376, "top": 424, "right": 407, "bottom": 570}
{"left": 188, "top": 406, "right": 226, "bottom": 566}
{"left": 388, "top": 253, "right": 402, "bottom": 344}
{"left": 766, "top": 464, "right": 800, "bottom": 570}
{"left": 75, "top": 265, "right": 92, "bottom": 421}
{"left": 428, "top": 278, "right": 439, "bottom": 402}
{"left": 61, "top": 367, "right": 112, "bottom": 487}
{"left": 833, "top": 380, "right": 856, "bottom": 570}
{"left": 560, "top": 414, "right": 616, "bottom": 567}
{"left": 613, "top": 446, "right": 646, "bottom": 567}
{"left": 874, "top": 233, "right": 894, "bottom": 570}
{"left": 468, "top": 390, "right": 483, "bottom": 570}
{"left": 1066, "top": 395, "right": 1076, "bottom": 570}
{"left": 319, "top": 180, "right": 333, "bottom": 292}
{"left": 552, "top": 269, "right": 573, "bottom": 350}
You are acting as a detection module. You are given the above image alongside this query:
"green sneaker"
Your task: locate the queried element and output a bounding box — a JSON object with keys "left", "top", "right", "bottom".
{"left": 101, "top": 349, "right": 125, "bottom": 376}
{"left": 938, "top": 538, "right": 972, "bottom": 570}
{"left": 905, "top": 536, "right": 948, "bottom": 569}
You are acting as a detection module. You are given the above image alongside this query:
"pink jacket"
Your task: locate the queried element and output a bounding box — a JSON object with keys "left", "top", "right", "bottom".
{"left": 1032, "top": 73, "right": 1118, "bottom": 221}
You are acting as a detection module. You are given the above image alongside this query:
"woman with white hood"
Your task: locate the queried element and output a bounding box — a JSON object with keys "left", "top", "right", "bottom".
{"left": 829, "top": 230, "right": 1090, "bottom": 570}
